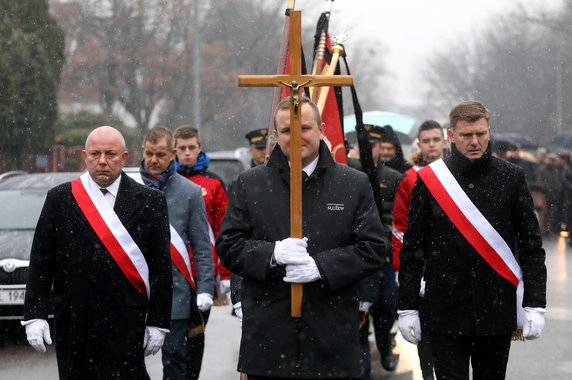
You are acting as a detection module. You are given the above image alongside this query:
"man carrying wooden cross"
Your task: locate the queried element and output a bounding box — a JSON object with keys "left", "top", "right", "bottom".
{"left": 216, "top": 96, "right": 385, "bottom": 379}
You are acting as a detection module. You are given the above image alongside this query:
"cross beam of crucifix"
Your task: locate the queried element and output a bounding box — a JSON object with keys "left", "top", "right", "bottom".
{"left": 238, "top": 10, "right": 353, "bottom": 317}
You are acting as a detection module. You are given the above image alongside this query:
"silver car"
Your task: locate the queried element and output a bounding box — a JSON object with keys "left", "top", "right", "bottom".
{"left": 206, "top": 148, "right": 251, "bottom": 189}
{"left": 0, "top": 171, "right": 81, "bottom": 322}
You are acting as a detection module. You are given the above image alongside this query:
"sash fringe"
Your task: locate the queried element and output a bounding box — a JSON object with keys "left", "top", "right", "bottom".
{"left": 512, "top": 328, "right": 525, "bottom": 341}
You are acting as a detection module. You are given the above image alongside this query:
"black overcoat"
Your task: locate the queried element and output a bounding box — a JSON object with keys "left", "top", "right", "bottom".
{"left": 216, "top": 142, "right": 386, "bottom": 378}
{"left": 24, "top": 172, "right": 172, "bottom": 379}
{"left": 399, "top": 146, "right": 546, "bottom": 336}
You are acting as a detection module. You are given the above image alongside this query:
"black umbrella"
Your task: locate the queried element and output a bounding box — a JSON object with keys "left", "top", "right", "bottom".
{"left": 492, "top": 132, "right": 538, "bottom": 151}
{"left": 549, "top": 130, "right": 572, "bottom": 150}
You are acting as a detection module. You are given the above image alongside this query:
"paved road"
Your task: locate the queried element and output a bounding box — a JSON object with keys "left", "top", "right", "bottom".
{"left": 1, "top": 236, "right": 570, "bottom": 379}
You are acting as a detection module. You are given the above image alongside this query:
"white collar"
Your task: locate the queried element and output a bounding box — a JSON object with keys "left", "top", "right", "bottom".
{"left": 303, "top": 155, "right": 319, "bottom": 177}
{"left": 88, "top": 173, "right": 122, "bottom": 198}
{"left": 287, "top": 155, "right": 319, "bottom": 177}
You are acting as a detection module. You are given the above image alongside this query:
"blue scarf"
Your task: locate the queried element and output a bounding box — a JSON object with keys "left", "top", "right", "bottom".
{"left": 139, "top": 159, "right": 175, "bottom": 190}
{"left": 175, "top": 151, "right": 210, "bottom": 176}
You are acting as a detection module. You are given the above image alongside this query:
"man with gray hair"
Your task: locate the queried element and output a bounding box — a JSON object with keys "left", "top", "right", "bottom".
{"left": 140, "top": 125, "right": 214, "bottom": 380}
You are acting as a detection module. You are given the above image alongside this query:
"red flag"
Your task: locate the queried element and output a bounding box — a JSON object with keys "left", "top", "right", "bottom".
{"left": 313, "top": 17, "right": 346, "bottom": 164}
{"left": 273, "top": 7, "right": 346, "bottom": 164}
{"left": 280, "top": 48, "right": 306, "bottom": 99}
{"left": 266, "top": 7, "right": 305, "bottom": 158}
{"left": 320, "top": 75, "right": 347, "bottom": 163}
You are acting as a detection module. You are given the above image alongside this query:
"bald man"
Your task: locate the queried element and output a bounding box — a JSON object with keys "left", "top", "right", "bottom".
{"left": 22, "top": 126, "right": 173, "bottom": 379}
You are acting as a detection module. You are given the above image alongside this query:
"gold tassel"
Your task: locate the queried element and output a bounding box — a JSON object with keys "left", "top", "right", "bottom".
{"left": 214, "top": 295, "right": 229, "bottom": 306}
{"left": 512, "top": 328, "right": 525, "bottom": 341}
{"left": 187, "top": 324, "right": 205, "bottom": 338}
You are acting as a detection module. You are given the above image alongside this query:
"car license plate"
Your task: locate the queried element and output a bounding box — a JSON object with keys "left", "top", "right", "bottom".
{"left": 0, "top": 289, "right": 26, "bottom": 305}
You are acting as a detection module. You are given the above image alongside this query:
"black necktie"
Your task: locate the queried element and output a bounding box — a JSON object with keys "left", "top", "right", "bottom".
{"left": 100, "top": 188, "right": 109, "bottom": 195}
{"left": 302, "top": 171, "right": 308, "bottom": 182}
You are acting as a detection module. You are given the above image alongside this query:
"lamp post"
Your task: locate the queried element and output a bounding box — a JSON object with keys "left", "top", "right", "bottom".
{"left": 191, "top": 0, "right": 201, "bottom": 129}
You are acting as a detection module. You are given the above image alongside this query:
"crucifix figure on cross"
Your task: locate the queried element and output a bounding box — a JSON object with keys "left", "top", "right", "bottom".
{"left": 238, "top": 10, "right": 353, "bottom": 317}
{"left": 277, "top": 80, "right": 311, "bottom": 115}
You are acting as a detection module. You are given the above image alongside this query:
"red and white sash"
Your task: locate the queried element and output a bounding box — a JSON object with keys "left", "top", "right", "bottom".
{"left": 170, "top": 225, "right": 196, "bottom": 289}
{"left": 71, "top": 173, "right": 150, "bottom": 298}
{"left": 132, "top": 173, "right": 195, "bottom": 289}
{"left": 418, "top": 159, "right": 523, "bottom": 287}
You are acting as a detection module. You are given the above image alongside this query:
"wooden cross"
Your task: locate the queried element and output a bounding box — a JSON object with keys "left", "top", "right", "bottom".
{"left": 238, "top": 10, "right": 353, "bottom": 317}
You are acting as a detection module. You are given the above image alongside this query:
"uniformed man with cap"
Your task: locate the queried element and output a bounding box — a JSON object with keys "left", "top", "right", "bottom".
{"left": 245, "top": 128, "right": 268, "bottom": 167}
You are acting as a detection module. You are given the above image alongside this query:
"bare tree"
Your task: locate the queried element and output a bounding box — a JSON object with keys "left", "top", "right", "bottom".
{"left": 338, "top": 38, "right": 389, "bottom": 114}
{"left": 53, "top": 0, "right": 283, "bottom": 145}
{"left": 52, "top": 0, "right": 390, "bottom": 148}
{"left": 422, "top": 3, "right": 572, "bottom": 144}
{"left": 159, "top": 0, "right": 283, "bottom": 149}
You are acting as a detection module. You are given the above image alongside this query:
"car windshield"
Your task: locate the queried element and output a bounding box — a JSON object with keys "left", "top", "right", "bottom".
{"left": 0, "top": 189, "right": 48, "bottom": 230}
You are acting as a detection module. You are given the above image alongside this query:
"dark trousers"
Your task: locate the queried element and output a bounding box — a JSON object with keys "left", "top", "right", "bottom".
{"left": 418, "top": 310, "right": 434, "bottom": 379}
{"left": 186, "top": 308, "right": 210, "bottom": 380}
{"left": 162, "top": 319, "right": 190, "bottom": 380}
{"left": 358, "top": 315, "right": 372, "bottom": 377}
{"left": 417, "top": 336, "right": 434, "bottom": 379}
{"left": 370, "top": 265, "right": 398, "bottom": 359}
{"left": 430, "top": 333, "right": 512, "bottom": 380}
{"left": 248, "top": 376, "right": 351, "bottom": 380}
{"left": 358, "top": 265, "right": 397, "bottom": 376}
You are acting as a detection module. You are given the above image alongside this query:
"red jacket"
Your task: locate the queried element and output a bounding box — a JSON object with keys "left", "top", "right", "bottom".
{"left": 184, "top": 170, "right": 230, "bottom": 280}
{"left": 391, "top": 166, "right": 421, "bottom": 271}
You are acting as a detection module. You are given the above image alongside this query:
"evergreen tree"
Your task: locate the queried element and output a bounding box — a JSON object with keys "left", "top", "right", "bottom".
{"left": 0, "top": 0, "right": 65, "bottom": 78}
{"left": 0, "top": 0, "right": 64, "bottom": 170}
{"left": 0, "top": 21, "right": 57, "bottom": 171}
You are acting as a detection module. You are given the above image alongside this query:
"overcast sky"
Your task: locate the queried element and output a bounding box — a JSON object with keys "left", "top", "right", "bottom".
{"left": 296, "top": 0, "right": 564, "bottom": 109}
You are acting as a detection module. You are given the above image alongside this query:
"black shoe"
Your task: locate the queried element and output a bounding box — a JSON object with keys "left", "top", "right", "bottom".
{"left": 381, "top": 353, "right": 399, "bottom": 372}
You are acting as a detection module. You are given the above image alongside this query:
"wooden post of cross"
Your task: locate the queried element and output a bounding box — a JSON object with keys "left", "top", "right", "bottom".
{"left": 238, "top": 10, "right": 352, "bottom": 317}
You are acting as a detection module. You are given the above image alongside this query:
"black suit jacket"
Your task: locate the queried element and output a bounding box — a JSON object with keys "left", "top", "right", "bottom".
{"left": 24, "top": 172, "right": 172, "bottom": 379}
{"left": 399, "top": 147, "right": 546, "bottom": 336}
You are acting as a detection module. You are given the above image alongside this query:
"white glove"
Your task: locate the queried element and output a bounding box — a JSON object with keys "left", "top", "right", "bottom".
{"left": 283, "top": 257, "right": 321, "bottom": 283}
{"left": 359, "top": 301, "right": 373, "bottom": 312}
{"left": 233, "top": 302, "right": 243, "bottom": 321}
{"left": 398, "top": 309, "right": 421, "bottom": 345}
{"left": 218, "top": 279, "right": 231, "bottom": 297}
{"left": 523, "top": 307, "right": 546, "bottom": 340}
{"left": 274, "top": 237, "right": 310, "bottom": 265}
{"left": 196, "top": 292, "right": 213, "bottom": 312}
{"left": 143, "top": 326, "right": 168, "bottom": 356}
{"left": 21, "top": 319, "right": 52, "bottom": 353}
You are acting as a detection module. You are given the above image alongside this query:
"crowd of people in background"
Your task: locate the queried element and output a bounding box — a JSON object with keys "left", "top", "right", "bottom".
{"left": 491, "top": 141, "right": 572, "bottom": 241}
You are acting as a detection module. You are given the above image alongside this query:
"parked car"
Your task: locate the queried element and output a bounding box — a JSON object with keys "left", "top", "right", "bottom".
{"left": 207, "top": 148, "right": 251, "bottom": 189}
{"left": 0, "top": 171, "right": 81, "bottom": 322}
